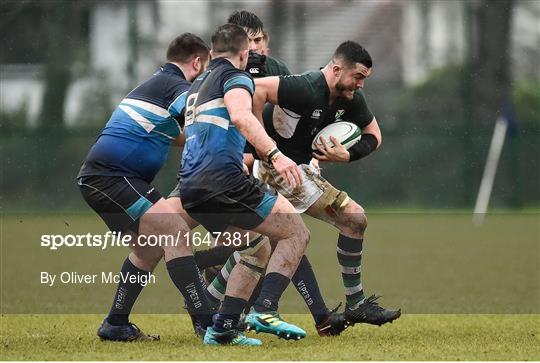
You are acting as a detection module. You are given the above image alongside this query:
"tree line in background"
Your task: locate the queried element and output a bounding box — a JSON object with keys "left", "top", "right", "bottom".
{"left": 1, "top": 0, "right": 538, "bottom": 210}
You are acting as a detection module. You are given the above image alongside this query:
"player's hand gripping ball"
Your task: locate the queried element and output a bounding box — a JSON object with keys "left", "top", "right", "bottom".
{"left": 312, "top": 121, "right": 362, "bottom": 162}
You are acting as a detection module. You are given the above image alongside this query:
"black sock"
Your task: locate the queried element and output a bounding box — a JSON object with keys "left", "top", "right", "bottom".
{"left": 194, "top": 245, "right": 237, "bottom": 269}
{"left": 253, "top": 272, "right": 290, "bottom": 313}
{"left": 245, "top": 277, "right": 263, "bottom": 314}
{"left": 106, "top": 257, "right": 150, "bottom": 326}
{"left": 213, "top": 296, "right": 247, "bottom": 332}
{"left": 166, "top": 256, "right": 214, "bottom": 328}
{"left": 292, "top": 255, "right": 330, "bottom": 325}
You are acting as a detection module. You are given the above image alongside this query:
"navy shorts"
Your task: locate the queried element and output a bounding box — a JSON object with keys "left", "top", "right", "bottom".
{"left": 78, "top": 175, "right": 162, "bottom": 233}
{"left": 182, "top": 175, "right": 278, "bottom": 234}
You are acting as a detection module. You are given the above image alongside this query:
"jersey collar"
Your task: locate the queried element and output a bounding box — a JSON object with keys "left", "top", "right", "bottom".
{"left": 210, "top": 57, "right": 235, "bottom": 68}
{"left": 161, "top": 63, "right": 186, "bottom": 79}
{"left": 318, "top": 70, "right": 332, "bottom": 105}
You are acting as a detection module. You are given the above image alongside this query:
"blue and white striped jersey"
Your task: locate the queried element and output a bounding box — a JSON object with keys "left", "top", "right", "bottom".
{"left": 78, "top": 63, "right": 189, "bottom": 182}
{"left": 179, "top": 58, "right": 255, "bottom": 208}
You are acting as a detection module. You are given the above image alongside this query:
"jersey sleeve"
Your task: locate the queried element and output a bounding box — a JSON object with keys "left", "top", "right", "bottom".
{"left": 345, "top": 90, "right": 374, "bottom": 129}
{"left": 277, "top": 74, "right": 311, "bottom": 110}
{"left": 168, "top": 89, "right": 189, "bottom": 118}
{"left": 222, "top": 71, "right": 255, "bottom": 96}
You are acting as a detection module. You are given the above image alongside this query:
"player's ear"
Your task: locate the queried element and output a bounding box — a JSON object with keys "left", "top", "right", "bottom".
{"left": 332, "top": 63, "right": 342, "bottom": 78}
{"left": 240, "top": 49, "right": 249, "bottom": 62}
{"left": 192, "top": 56, "right": 201, "bottom": 73}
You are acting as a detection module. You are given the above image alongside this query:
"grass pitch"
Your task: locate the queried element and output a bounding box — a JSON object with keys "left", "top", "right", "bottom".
{"left": 1, "top": 212, "right": 538, "bottom": 360}
{"left": 1, "top": 314, "right": 539, "bottom": 360}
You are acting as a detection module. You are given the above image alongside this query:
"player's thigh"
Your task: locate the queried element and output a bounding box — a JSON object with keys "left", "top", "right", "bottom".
{"left": 166, "top": 196, "right": 200, "bottom": 230}
{"left": 252, "top": 193, "right": 308, "bottom": 243}
{"left": 78, "top": 175, "right": 166, "bottom": 266}
{"left": 214, "top": 225, "right": 258, "bottom": 247}
{"left": 254, "top": 160, "right": 323, "bottom": 213}
{"left": 139, "top": 197, "right": 190, "bottom": 239}
{"left": 216, "top": 226, "right": 271, "bottom": 261}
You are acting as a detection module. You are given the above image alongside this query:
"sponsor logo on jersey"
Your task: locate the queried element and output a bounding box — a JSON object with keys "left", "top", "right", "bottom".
{"left": 311, "top": 109, "right": 322, "bottom": 119}
{"left": 335, "top": 109, "right": 345, "bottom": 120}
{"left": 249, "top": 68, "right": 260, "bottom": 74}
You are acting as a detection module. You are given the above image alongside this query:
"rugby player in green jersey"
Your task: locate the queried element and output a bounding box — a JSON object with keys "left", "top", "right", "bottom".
{"left": 252, "top": 40, "right": 402, "bottom": 328}
{"left": 227, "top": 10, "right": 291, "bottom": 77}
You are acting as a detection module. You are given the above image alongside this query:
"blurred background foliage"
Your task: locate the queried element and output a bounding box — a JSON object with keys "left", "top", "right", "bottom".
{"left": 1, "top": 0, "right": 538, "bottom": 211}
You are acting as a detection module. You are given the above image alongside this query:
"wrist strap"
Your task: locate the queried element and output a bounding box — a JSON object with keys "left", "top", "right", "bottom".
{"left": 266, "top": 147, "right": 281, "bottom": 163}
{"left": 348, "top": 134, "right": 378, "bottom": 162}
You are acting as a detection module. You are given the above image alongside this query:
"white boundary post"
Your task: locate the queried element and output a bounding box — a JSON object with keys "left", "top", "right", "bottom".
{"left": 473, "top": 115, "right": 509, "bottom": 225}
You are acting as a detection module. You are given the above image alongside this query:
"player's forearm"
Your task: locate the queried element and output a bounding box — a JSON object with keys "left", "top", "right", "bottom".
{"left": 231, "top": 111, "right": 275, "bottom": 157}
{"left": 347, "top": 134, "right": 379, "bottom": 161}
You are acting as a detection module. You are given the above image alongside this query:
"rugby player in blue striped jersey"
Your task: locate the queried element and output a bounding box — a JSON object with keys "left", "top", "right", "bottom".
{"left": 177, "top": 24, "right": 310, "bottom": 345}
{"left": 77, "top": 33, "right": 214, "bottom": 342}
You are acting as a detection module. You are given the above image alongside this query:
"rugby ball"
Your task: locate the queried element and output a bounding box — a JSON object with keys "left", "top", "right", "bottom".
{"left": 311, "top": 121, "right": 362, "bottom": 151}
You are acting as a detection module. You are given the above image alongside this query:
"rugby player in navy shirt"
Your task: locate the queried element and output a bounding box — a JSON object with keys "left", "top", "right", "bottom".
{"left": 77, "top": 33, "right": 214, "bottom": 341}
{"left": 178, "top": 24, "right": 309, "bottom": 345}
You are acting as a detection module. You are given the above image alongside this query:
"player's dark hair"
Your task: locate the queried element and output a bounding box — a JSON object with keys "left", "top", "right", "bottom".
{"left": 227, "top": 10, "right": 264, "bottom": 35}
{"left": 333, "top": 41, "right": 372, "bottom": 68}
{"left": 211, "top": 24, "right": 249, "bottom": 55}
{"left": 166, "top": 33, "right": 210, "bottom": 63}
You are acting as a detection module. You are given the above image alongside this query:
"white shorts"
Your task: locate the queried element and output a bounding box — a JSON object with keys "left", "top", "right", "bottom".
{"left": 253, "top": 160, "right": 348, "bottom": 214}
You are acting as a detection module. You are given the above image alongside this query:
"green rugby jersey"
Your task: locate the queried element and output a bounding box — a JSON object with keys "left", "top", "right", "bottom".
{"left": 266, "top": 55, "right": 291, "bottom": 76}
{"left": 262, "top": 70, "right": 373, "bottom": 164}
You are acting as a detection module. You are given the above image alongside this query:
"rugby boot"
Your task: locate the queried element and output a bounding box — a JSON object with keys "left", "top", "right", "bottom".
{"left": 316, "top": 304, "right": 350, "bottom": 337}
{"left": 344, "top": 295, "right": 401, "bottom": 326}
{"left": 245, "top": 309, "right": 306, "bottom": 340}
{"left": 188, "top": 313, "right": 208, "bottom": 337}
{"left": 183, "top": 301, "right": 214, "bottom": 337}
{"left": 97, "top": 319, "right": 159, "bottom": 341}
{"left": 203, "top": 326, "right": 262, "bottom": 346}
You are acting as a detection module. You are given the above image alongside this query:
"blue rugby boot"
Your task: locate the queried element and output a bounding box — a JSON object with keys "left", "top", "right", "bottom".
{"left": 97, "top": 319, "right": 160, "bottom": 341}
{"left": 245, "top": 309, "right": 306, "bottom": 340}
{"left": 203, "top": 326, "right": 262, "bottom": 346}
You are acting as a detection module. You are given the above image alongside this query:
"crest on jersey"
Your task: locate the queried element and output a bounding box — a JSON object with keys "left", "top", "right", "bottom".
{"left": 311, "top": 109, "right": 322, "bottom": 119}
{"left": 335, "top": 109, "right": 345, "bottom": 120}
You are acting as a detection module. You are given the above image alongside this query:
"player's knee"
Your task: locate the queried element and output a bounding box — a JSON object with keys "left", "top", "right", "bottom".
{"left": 238, "top": 235, "right": 270, "bottom": 278}
{"left": 253, "top": 236, "right": 271, "bottom": 264}
{"left": 240, "top": 235, "right": 270, "bottom": 263}
{"left": 130, "top": 250, "right": 162, "bottom": 271}
{"left": 297, "top": 223, "right": 311, "bottom": 247}
{"left": 354, "top": 212, "right": 368, "bottom": 233}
